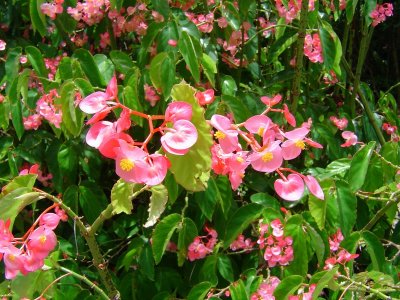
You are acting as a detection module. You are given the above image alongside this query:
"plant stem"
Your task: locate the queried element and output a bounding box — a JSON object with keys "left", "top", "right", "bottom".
{"left": 341, "top": 57, "right": 386, "bottom": 146}
{"left": 89, "top": 203, "right": 114, "bottom": 235}
{"left": 290, "top": 0, "right": 308, "bottom": 115}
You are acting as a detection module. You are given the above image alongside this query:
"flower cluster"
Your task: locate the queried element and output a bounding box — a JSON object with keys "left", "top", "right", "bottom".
{"left": 67, "top": 0, "right": 108, "bottom": 26}
{"left": 187, "top": 227, "right": 217, "bottom": 261}
{"left": 304, "top": 33, "right": 323, "bottom": 63}
{"left": 257, "top": 219, "right": 294, "bottom": 268}
{"left": 250, "top": 276, "right": 280, "bottom": 300}
{"left": 41, "top": 0, "right": 64, "bottom": 20}
{"left": 324, "top": 229, "right": 358, "bottom": 270}
{"left": 289, "top": 284, "right": 316, "bottom": 300}
{"left": 0, "top": 206, "right": 66, "bottom": 279}
{"left": 370, "top": 3, "right": 394, "bottom": 27}
{"left": 330, "top": 116, "right": 348, "bottom": 130}
{"left": 209, "top": 94, "right": 324, "bottom": 201}
{"left": 24, "top": 89, "right": 62, "bottom": 130}
{"left": 79, "top": 76, "right": 198, "bottom": 186}
{"left": 275, "top": 0, "right": 315, "bottom": 24}
{"left": 229, "top": 234, "right": 254, "bottom": 252}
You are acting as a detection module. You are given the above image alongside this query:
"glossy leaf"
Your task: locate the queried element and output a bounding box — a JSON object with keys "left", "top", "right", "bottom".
{"left": 177, "top": 217, "right": 198, "bottom": 266}
{"left": 8, "top": 78, "right": 24, "bottom": 140}
{"left": 335, "top": 180, "right": 357, "bottom": 237}
{"left": 273, "top": 275, "right": 303, "bottom": 300}
{"left": 2, "top": 174, "right": 37, "bottom": 194}
{"left": 152, "top": 213, "right": 181, "bottom": 264}
{"left": 229, "top": 279, "right": 247, "bottom": 300}
{"left": 285, "top": 215, "right": 308, "bottom": 276}
{"left": 110, "top": 50, "right": 135, "bottom": 74}
{"left": 319, "top": 21, "right": 342, "bottom": 76}
{"left": 29, "top": 0, "right": 47, "bottom": 36}
{"left": 310, "top": 267, "right": 339, "bottom": 300}
{"left": 167, "top": 83, "right": 213, "bottom": 191}
{"left": 218, "top": 255, "right": 234, "bottom": 282}
{"left": 179, "top": 31, "right": 201, "bottom": 83}
{"left": 221, "top": 95, "right": 252, "bottom": 123}
{"left": 149, "top": 52, "right": 175, "bottom": 98}
{"left": 224, "top": 203, "right": 263, "bottom": 249}
{"left": 362, "top": 231, "right": 386, "bottom": 272}
{"left": 138, "top": 22, "right": 166, "bottom": 67}
{"left": 199, "top": 254, "right": 218, "bottom": 285}
{"left": 144, "top": 185, "right": 169, "bottom": 228}
{"left": 93, "top": 54, "right": 115, "bottom": 86}
{"left": 26, "top": 46, "right": 48, "bottom": 78}
{"left": 201, "top": 54, "right": 217, "bottom": 87}
{"left": 308, "top": 178, "right": 334, "bottom": 230}
{"left": 187, "top": 282, "right": 213, "bottom": 300}
{"left": 347, "top": 142, "right": 376, "bottom": 192}
{"left": 221, "top": 75, "right": 237, "bottom": 96}
{"left": 73, "top": 49, "right": 103, "bottom": 87}
{"left": 59, "top": 81, "right": 84, "bottom": 137}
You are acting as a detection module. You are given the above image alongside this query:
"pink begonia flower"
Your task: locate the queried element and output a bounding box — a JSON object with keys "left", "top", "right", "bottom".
{"left": 167, "top": 39, "right": 177, "bottom": 47}
{"left": 304, "top": 175, "right": 324, "bottom": 200}
{"left": 144, "top": 84, "right": 160, "bottom": 107}
{"left": 165, "top": 102, "right": 193, "bottom": 123}
{"left": 329, "top": 229, "right": 344, "bottom": 252}
{"left": 226, "top": 151, "right": 250, "bottom": 189}
{"left": 23, "top": 114, "right": 42, "bottom": 130}
{"left": 195, "top": 89, "right": 215, "bottom": 106}
{"left": 106, "top": 75, "right": 118, "bottom": 100}
{"left": 210, "top": 114, "right": 239, "bottom": 153}
{"left": 260, "top": 94, "right": 282, "bottom": 107}
{"left": 244, "top": 115, "right": 272, "bottom": 136}
{"left": 281, "top": 127, "right": 309, "bottom": 160}
{"left": 274, "top": 173, "right": 305, "bottom": 201}
{"left": 39, "top": 213, "right": 60, "bottom": 230}
{"left": 341, "top": 131, "right": 358, "bottom": 147}
{"left": 161, "top": 120, "right": 198, "bottom": 155}
{"left": 115, "top": 142, "right": 149, "bottom": 184}
{"left": 330, "top": 116, "right": 348, "bottom": 130}
{"left": 0, "top": 39, "right": 6, "bottom": 51}
{"left": 86, "top": 121, "right": 115, "bottom": 148}
{"left": 217, "top": 17, "right": 228, "bottom": 28}
{"left": 283, "top": 104, "right": 296, "bottom": 127}
{"left": 249, "top": 140, "right": 283, "bottom": 173}
{"left": 3, "top": 245, "right": 24, "bottom": 279}
{"left": 27, "top": 226, "right": 57, "bottom": 259}
{"left": 370, "top": 3, "right": 393, "bottom": 27}
{"left": 98, "top": 132, "right": 134, "bottom": 159}
{"left": 141, "top": 154, "right": 170, "bottom": 186}
{"left": 304, "top": 33, "right": 324, "bottom": 63}
{"left": 86, "top": 107, "right": 113, "bottom": 125}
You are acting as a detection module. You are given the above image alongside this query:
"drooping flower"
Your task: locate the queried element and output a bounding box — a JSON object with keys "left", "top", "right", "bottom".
{"left": 249, "top": 141, "right": 283, "bottom": 173}
{"left": 274, "top": 173, "right": 305, "bottom": 201}
{"left": 210, "top": 114, "right": 239, "bottom": 153}
{"left": 281, "top": 127, "right": 309, "bottom": 160}
{"left": 341, "top": 131, "right": 358, "bottom": 147}
{"left": 161, "top": 120, "right": 198, "bottom": 155}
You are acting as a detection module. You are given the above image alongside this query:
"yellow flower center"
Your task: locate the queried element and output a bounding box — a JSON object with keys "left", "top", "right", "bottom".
{"left": 295, "top": 140, "right": 305, "bottom": 149}
{"left": 257, "top": 127, "right": 265, "bottom": 136}
{"left": 214, "top": 131, "right": 226, "bottom": 140}
{"left": 236, "top": 157, "right": 244, "bottom": 163}
{"left": 39, "top": 235, "right": 47, "bottom": 244}
{"left": 120, "top": 158, "right": 135, "bottom": 171}
{"left": 262, "top": 152, "right": 273, "bottom": 162}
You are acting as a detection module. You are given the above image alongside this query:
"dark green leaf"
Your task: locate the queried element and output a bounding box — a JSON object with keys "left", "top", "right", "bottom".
{"left": 285, "top": 215, "right": 308, "bottom": 276}
{"left": 26, "top": 46, "right": 48, "bottom": 78}
{"left": 273, "top": 275, "right": 303, "bottom": 300}
{"left": 267, "top": 33, "right": 298, "bottom": 63}
{"left": 150, "top": 52, "right": 175, "bottom": 98}
{"left": 179, "top": 31, "right": 202, "bottom": 83}
{"left": 218, "top": 255, "right": 234, "bottom": 282}
{"left": 335, "top": 180, "right": 357, "bottom": 237}
{"left": 93, "top": 54, "right": 115, "bottom": 86}
{"left": 221, "top": 75, "right": 237, "bottom": 96}
{"left": 59, "top": 81, "right": 84, "bottom": 137}
{"left": 78, "top": 181, "right": 108, "bottom": 224}
{"left": 224, "top": 204, "right": 263, "bottom": 248}
{"left": 177, "top": 217, "right": 198, "bottom": 266}
{"left": 319, "top": 21, "right": 342, "bottom": 75}
{"left": 138, "top": 22, "right": 166, "bottom": 68}
{"left": 7, "top": 78, "right": 24, "bottom": 140}
{"left": 29, "top": 0, "right": 47, "bottom": 36}
{"left": 347, "top": 142, "right": 376, "bottom": 192}
{"left": 199, "top": 254, "right": 218, "bottom": 285}
{"left": 110, "top": 50, "right": 135, "bottom": 74}
{"left": 310, "top": 267, "right": 339, "bottom": 300}
{"left": 139, "top": 244, "right": 155, "bottom": 281}
{"left": 187, "top": 282, "right": 213, "bottom": 300}
{"left": 5, "top": 47, "right": 21, "bottom": 84}
{"left": 152, "top": 213, "right": 181, "bottom": 264}
{"left": 229, "top": 279, "right": 247, "bottom": 300}
{"left": 73, "top": 49, "right": 103, "bottom": 87}
{"left": 151, "top": 0, "right": 170, "bottom": 18}
{"left": 362, "top": 231, "right": 386, "bottom": 272}
{"left": 221, "top": 95, "right": 252, "bottom": 123}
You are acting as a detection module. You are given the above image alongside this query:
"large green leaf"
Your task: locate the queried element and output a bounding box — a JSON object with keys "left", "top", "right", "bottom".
{"left": 110, "top": 50, "right": 135, "bottom": 74}
{"left": 149, "top": 52, "right": 175, "bottom": 98}
{"left": 308, "top": 178, "right": 334, "bottom": 230}
{"left": 335, "top": 180, "right": 357, "bottom": 237}
{"left": 78, "top": 181, "right": 108, "bottom": 224}
{"left": 221, "top": 95, "right": 252, "bottom": 123}
{"left": 217, "top": 255, "right": 234, "bottom": 282}
{"left": 362, "top": 231, "right": 386, "bottom": 272}
{"left": 179, "top": 31, "right": 202, "bottom": 83}
{"left": 224, "top": 203, "right": 263, "bottom": 248}
{"left": 144, "top": 184, "right": 169, "bottom": 228}
{"left": 7, "top": 78, "right": 24, "bottom": 140}
{"left": 111, "top": 179, "right": 143, "bottom": 214}
{"left": 138, "top": 22, "right": 166, "bottom": 67}
{"left": 310, "top": 267, "right": 339, "bottom": 300}
{"left": 2, "top": 174, "right": 37, "bottom": 194}
{"left": 177, "top": 217, "right": 198, "bottom": 266}
{"left": 73, "top": 49, "right": 103, "bottom": 87}
{"left": 273, "top": 275, "right": 303, "bottom": 300}
{"left": 152, "top": 213, "right": 181, "bottom": 264}
{"left": 285, "top": 215, "right": 308, "bottom": 276}
{"left": 167, "top": 83, "right": 213, "bottom": 191}
{"left": 199, "top": 254, "right": 218, "bottom": 285}
{"left": 229, "top": 279, "right": 248, "bottom": 300}
{"left": 29, "top": 0, "right": 47, "bottom": 36}
{"left": 5, "top": 47, "right": 22, "bottom": 85}
{"left": 347, "top": 142, "right": 376, "bottom": 192}
{"left": 59, "top": 81, "right": 84, "bottom": 137}
{"left": 319, "top": 21, "right": 342, "bottom": 75}
{"left": 26, "top": 46, "right": 48, "bottom": 78}
{"left": 11, "top": 269, "right": 56, "bottom": 299}
{"left": 267, "top": 32, "right": 298, "bottom": 63}
{"left": 201, "top": 54, "right": 217, "bottom": 87}
{"left": 187, "top": 282, "right": 213, "bottom": 300}
{"left": 57, "top": 142, "right": 79, "bottom": 187}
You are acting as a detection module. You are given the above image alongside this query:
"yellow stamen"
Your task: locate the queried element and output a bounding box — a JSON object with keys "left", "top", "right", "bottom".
{"left": 236, "top": 157, "right": 244, "bottom": 163}
{"left": 120, "top": 158, "right": 135, "bottom": 171}
{"left": 257, "top": 127, "right": 265, "bottom": 136}
{"left": 39, "top": 235, "right": 47, "bottom": 244}
{"left": 262, "top": 152, "right": 273, "bottom": 162}
{"left": 214, "top": 131, "right": 226, "bottom": 140}
{"left": 295, "top": 140, "right": 305, "bottom": 149}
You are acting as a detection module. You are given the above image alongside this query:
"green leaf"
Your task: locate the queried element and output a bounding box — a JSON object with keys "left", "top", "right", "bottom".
{"left": 5, "top": 47, "right": 21, "bottom": 84}
{"left": 110, "top": 50, "right": 135, "bottom": 74}
{"left": 11, "top": 269, "right": 56, "bottom": 299}
{"left": 346, "top": 0, "right": 359, "bottom": 23}
{"left": 308, "top": 178, "right": 334, "bottom": 230}
{"left": 7, "top": 78, "right": 24, "bottom": 140}
{"left": 362, "top": 231, "right": 386, "bottom": 272}
{"left": 285, "top": 215, "right": 308, "bottom": 276}
{"left": 57, "top": 142, "right": 79, "bottom": 187}
{"left": 187, "top": 282, "right": 213, "bottom": 300}
{"left": 2, "top": 174, "right": 37, "bottom": 194}
{"left": 199, "top": 254, "right": 218, "bottom": 285}
{"left": 347, "top": 142, "right": 376, "bottom": 192}
{"left": 93, "top": 54, "right": 115, "bottom": 86}
{"left": 123, "top": 68, "right": 144, "bottom": 126}
{"left": 167, "top": 84, "right": 213, "bottom": 191}
{"left": 138, "top": 22, "right": 166, "bottom": 68}
{"left": 59, "top": 81, "right": 84, "bottom": 137}
{"left": 215, "top": 176, "right": 233, "bottom": 218}
{"left": 305, "top": 222, "right": 325, "bottom": 267}
{"left": 179, "top": 31, "right": 202, "bottom": 83}
{"left": 221, "top": 75, "right": 237, "bottom": 96}
{"left": 221, "top": 95, "right": 252, "bottom": 123}
{"left": 238, "top": 0, "right": 255, "bottom": 19}
{"left": 363, "top": 0, "right": 377, "bottom": 26}
{"left": 310, "top": 267, "right": 339, "bottom": 299}
{"left": 177, "top": 217, "right": 198, "bottom": 266}
{"left": 29, "top": 0, "right": 47, "bottom": 36}
{"left": 218, "top": 255, "right": 234, "bottom": 282}
{"left": 0, "top": 136, "right": 13, "bottom": 160}
{"left": 224, "top": 204, "right": 263, "bottom": 248}
{"left": 73, "top": 49, "right": 104, "bottom": 87}
{"left": 273, "top": 275, "right": 303, "bottom": 300}
{"left": 139, "top": 244, "right": 155, "bottom": 281}
{"left": 201, "top": 54, "right": 217, "bottom": 87}
{"left": 151, "top": 0, "right": 170, "bottom": 18}
{"left": 144, "top": 185, "right": 169, "bottom": 227}
{"left": 251, "top": 193, "right": 281, "bottom": 211}
{"left": 152, "top": 213, "right": 181, "bottom": 264}
{"left": 335, "top": 180, "right": 357, "bottom": 237}
{"left": 0, "top": 188, "right": 41, "bottom": 227}
{"left": 111, "top": 179, "right": 143, "bottom": 214}
{"left": 78, "top": 181, "right": 108, "bottom": 224}
{"left": 229, "top": 279, "right": 248, "bottom": 300}
{"left": 26, "top": 46, "right": 48, "bottom": 78}
{"left": 319, "top": 21, "right": 342, "bottom": 75}
{"left": 267, "top": 33, "right": 298, "bottom": 63}
{"left": 150, "top": 52, "right": 175, "bottom": 98}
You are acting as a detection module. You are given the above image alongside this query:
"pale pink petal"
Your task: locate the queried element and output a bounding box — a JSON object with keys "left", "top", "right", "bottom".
{"left": 260, "top": 94, "right": 282, "bottom": 106}
{"left": 249, "top": 141, "right": 283, "bottom": 173}
{"left": 79, "top": 91, "right": 108, "bottom": 114}
{"left": 165, "top": 102, "right": 193, "bottom": 123}
{"left": 141, "top": 154, "right": 170, "bottom": 186}
{"left": 283, "top": 104, "right": 296, "bottom": 127}
{"left": 105, "top": 75, "right": 118, "bottom": 100}
{"left": 274, "top": 174, "right": 304, "bottom": 201}
{"left": 304, "top": 175, "right": 324, "bottom": 200}
{"left": 284, "top": 127, "right": 309, "bottom": 140}
{"left": 85, "top": 121, "right": 114, "bottom": 148}
{"left": 161, "top": 120, "right": 198, "bottom": 154}
{"left": 281, "top": 140, "right": 303, "bottom": 160}
{"left": 244, "top": 115, "right": 272, "bottom": 135}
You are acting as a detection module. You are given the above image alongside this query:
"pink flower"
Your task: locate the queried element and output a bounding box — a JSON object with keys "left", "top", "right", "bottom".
{"left": 39, "top": 213, "right": 60, "bottom": 230}
{"left": 167, "top": 39, "right": 177, "bottom": 47}
{"left": 249, "top": 141, "right": 283, "bottom": 173}
{"left": 3, "top": 246, "right": 25, "bottom": 279}
{"left": 141, "top": 154, "right": 170, "bottom": 186}
{"left": 274, "top": 173, "right": 304, "bottom": 201}
{"left": 210, "top": 115, "right": 239, "bottom": 153}
{"left": 27, "top": 226, "right": 57, "bottom": 259}
{"left": 144, "top": 84, "right": 160, "bottom": 106}
{"left": 244, "top": 115, "right": 272, "bottom": 136}
{"left": 304, "top": 175, "right": 324, "bottom": 200}
{"left": 195, "top": 89, "right": 215, "bottom": 106}
{"left": 230, "top": 234, "right": 254, "bottom": 251}
{"left": 283, "top": 104, "right": 296, "bottom": 127}
{"left": 370, "top": 3, "right": 393, "bottom": 27}
{"left": 165, "top": 102, "right": 193, "bottom": 123}
{"left": 281, "top": 127, "right": 309, "bottom": 160}
{"left": 23, "top": 114, "right": 42, "bottom": 130}
{"left": 217, "top": 17, "right": 228, "bottom": 28}
{"left": 0, "top": 39, "right": 6, "bottom": 51}
{"left": 115, "top": 142, "right": 149, "bottom": 184}
{"left": 304, "top": 33, "right": 323, "bottom": 63}
{"left": 328, "top": 229, "right": 344, "bottom": 251}
{"left": 330, "top": 116, "right": 348, "bottom": 130}
{"left": 260, "top": 94, "right": 282, "bottom": 107}
{"left": 161, "top": 120, "right": 198, "bottom": 155}
{"left": 341, "top": 131, "right": 358, "bottom": 147}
